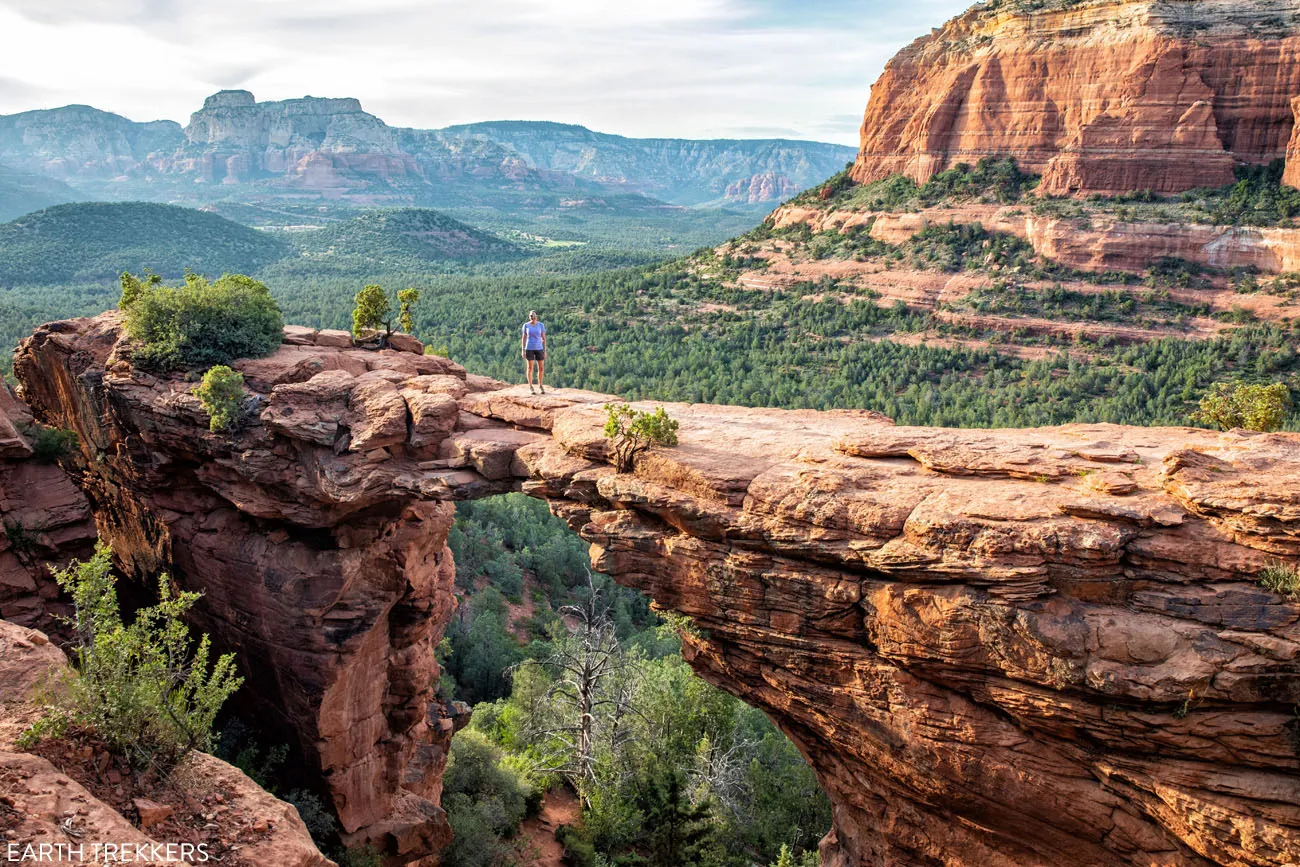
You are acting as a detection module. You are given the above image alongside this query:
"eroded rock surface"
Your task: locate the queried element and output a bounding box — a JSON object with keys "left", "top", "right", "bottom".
{"left": 852, "top": 0, "right": 1300, "bottom": 196}
{"left": 16, "top": 313, "right": 1300, "bottom": 866}
{"left": 0, "top": 384, "right": 96, "bottom": 630}
{"left": 14, "top": 315, "right": 478, "bottom": 861}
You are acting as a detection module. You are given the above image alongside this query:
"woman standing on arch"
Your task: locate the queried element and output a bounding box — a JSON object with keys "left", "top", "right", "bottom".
{"left": 521, "top": 310, "right": 547, "bottom": 394}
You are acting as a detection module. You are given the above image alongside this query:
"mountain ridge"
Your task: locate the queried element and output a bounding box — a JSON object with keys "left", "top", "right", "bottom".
{"left": 0, "top": 91, "right": 854, "bottom": 214}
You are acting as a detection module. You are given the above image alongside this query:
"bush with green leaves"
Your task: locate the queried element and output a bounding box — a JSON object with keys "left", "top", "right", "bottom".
{"left": 769, "top": 843, "right": 820, "bottom": 867}
{"left": 603, "top": 404, "right": 680, "bottom": 472}
{"left": 119, "top": 271, "right": 284, "bottom": 371}
{"left": 1259, "top": 562, "right": 1300, "bottom": 599}
{"left": 29, "top": 425, "right": 78, "bottom": 463}
{"left": 21, "top": 545, "right": 243, "bottom": 771}
{"left": 1193, "top": 381, "right": 1292, "bottom": 432}
{"left": 192, "top": 365, "right": 245, "bottom": 432}
{"left": 351, "top": 284, "right": 421, "bottom": 343}
{"left": 439, "top": 729, "right": 537, "bottom": 867}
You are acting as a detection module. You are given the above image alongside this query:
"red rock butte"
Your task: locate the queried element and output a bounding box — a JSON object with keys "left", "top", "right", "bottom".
{"left": 852, "top": 0, "right": 1300, "bottom": 195}
{"left": 6, "top": 314, "right": 1299, "bottom": 865}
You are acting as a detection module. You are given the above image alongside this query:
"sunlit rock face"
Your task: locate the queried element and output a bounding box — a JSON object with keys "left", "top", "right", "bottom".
{"left": 17, "top": 311, "right": 1300, "bottom": 866}
{"left": 853, "top": 0, "right": 1300, "bottom": 196}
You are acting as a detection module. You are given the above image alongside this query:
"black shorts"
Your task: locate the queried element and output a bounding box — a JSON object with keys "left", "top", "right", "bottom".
{"left": 525, "top": 349, "right": 546, "bottom": 361}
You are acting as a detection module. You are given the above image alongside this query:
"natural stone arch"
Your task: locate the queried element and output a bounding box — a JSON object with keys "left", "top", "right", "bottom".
{"left": 16, "top": 313, "right": 1300, "bottom": 867}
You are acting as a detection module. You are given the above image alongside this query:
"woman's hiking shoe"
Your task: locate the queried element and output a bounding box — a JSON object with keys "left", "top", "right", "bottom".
{"left": 529, "top": 385, "right": 536, "bottom": 394}
{"left": 540, "top": 386, "right": 546, "bottom": 394}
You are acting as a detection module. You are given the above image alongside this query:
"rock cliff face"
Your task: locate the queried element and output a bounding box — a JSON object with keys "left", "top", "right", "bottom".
{"left": 853, "top": 0, "right": 1300, "bottom": 195}
{"left": 16, "top": 313, "right": 1300, "bottom": 866}
{"left": 0, "top": 383, "right": 96, "bottom": 630}
{"left": 440, "top": 121, "right": 856, "bottom": 207}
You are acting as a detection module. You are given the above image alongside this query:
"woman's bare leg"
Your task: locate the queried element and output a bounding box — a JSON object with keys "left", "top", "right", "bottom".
{"left": 537, "top": 358, "right": 545, "bottom": 391}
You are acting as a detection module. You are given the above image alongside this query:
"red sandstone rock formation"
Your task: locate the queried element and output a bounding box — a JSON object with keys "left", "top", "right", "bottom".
{"left": 853, "top": 0, "right": 1300, "bottom": 196}
{"left": 14, "top": 316, "right": 481, "bottom": 862}
{"left": 770, "top": 200, "right": 1300, "bottom": 276}
{"left": 0, "top": 383, "right": 96, "bottom": 630}
{"left": 15, "top": 312, "right": 1300, "bottom": 866}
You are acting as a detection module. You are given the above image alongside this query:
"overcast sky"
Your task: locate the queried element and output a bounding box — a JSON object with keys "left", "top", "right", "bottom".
{"left": 0, "top": 0, "right": 971, "bottom": 145}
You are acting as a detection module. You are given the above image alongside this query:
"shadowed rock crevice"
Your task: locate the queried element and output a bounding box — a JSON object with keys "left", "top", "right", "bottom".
{"left": 13, "top": 312, "right": 1300, "bottom": 866}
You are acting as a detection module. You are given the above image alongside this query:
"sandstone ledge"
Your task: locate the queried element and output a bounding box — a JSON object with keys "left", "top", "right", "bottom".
{"left": 13, "top": 312, "right": 1300, "bottom": 866}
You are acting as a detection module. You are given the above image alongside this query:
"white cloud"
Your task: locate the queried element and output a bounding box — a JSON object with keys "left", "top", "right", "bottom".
{"left": 0, "top": 0, "right": 970, "bottom": 144}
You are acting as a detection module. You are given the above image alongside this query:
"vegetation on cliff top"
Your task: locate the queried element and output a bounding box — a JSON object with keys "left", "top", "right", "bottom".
{"left": 799, "top": 157, "right": 1300, "bottom": 230}
{"left": 792, "top": 157, "right": 1038, "bottom": 211}
{"left": 119, "top": 271, "right": 284, "bottom": 371}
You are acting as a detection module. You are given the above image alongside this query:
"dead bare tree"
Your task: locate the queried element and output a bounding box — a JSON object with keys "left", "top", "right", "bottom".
{"left": 516, "top": 570, "right": 642, "bottom": 801}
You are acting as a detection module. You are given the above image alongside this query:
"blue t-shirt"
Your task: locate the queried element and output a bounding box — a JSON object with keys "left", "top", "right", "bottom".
{"left": 522, "top": 321, "right": 546, "bottom": 350}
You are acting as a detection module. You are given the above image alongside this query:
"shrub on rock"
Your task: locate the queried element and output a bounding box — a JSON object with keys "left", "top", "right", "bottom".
{"left": 1193, "top": 380, "right": 1292, "bottom": 432}
{"left": 193, "top": 365, "right": 245, "bottom": 432}
{"left": 603, "top": 404, "right": 680, "bottom": 472}
{"left": 119, "top": 271, "right": 284, "bottom": 371}
{"left": 18, "top": 544, "right": 243, "bottom": 771}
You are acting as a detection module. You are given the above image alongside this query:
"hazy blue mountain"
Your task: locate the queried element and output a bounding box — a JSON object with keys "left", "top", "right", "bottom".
{"left": 441, "top": 120, "right": 857, "bottom": 208}
{"left": 0, "top": 163, "right": 82, "bottom": 221}
{"left": 0, "top": 92, "right": 851, "bottom": 215}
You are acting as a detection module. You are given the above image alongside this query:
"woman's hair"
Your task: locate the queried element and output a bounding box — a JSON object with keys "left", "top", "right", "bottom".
{"left": 528, "top": 310, "right": 538, "bottom": 318}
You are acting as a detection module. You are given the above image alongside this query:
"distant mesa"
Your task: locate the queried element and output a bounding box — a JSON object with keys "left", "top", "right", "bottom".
{"left": 201, "top": 89, "right": 256, "bottom": 110}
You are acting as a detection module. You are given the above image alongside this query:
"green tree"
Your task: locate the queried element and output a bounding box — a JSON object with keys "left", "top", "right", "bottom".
{"left": 604, "top": 404, "right": 680, "bottom": 472}
{"left": 446, "top": 587, "right": 525, "bottom": 704}
{"left": 1193, "top": 380, "right": 1292, "bottom": 431}
{"left": 119, "top": 271, "right": 284, "bottom": 371}
{"left": 634, "top": 767, "right": 717, "bottom": 867}
{"left": 439, "top": 729, "right": 536, "bottom": 867}
{"left": 192, "top": 365, "right": 245, "bottom": 432}
{"left": 21, "top": 545, "right": 243, "bottom": 771}
{"left": 771, "top": 844, "right": 796, "bottom": 867}
{"left": 351, "top": 284, "right": 421, "bottom": 344}
{"left": 769, "top": 844, "right": 818, "bottom": 867}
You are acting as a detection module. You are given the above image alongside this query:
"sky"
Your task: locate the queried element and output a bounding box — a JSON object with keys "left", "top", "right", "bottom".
{"left": 0, "top": 0, "right": 972, "bottom": 145}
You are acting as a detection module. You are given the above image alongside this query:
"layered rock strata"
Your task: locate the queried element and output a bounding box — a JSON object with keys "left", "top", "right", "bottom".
{"left": 16, "top": 312, "right": 1300, "bottom": 866}
{"left": 771, "top": 201, "right": 1300, "bottom": 275}
{"left": 853, "top": 0, "right": 1300, "bottom": 196}
{"left": 0, "top": 384, "right": 96, "bottom": 629}
{"left": 14, "top": 316, "right": 479, "bottom": 862}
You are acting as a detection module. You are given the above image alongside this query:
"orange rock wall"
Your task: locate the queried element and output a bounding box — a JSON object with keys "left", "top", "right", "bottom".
{"left": 853, "top": 0, "right": 1300, "bottom": 195}
{"left": 13, "top": 317, "right": 475, "bottom": 864}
